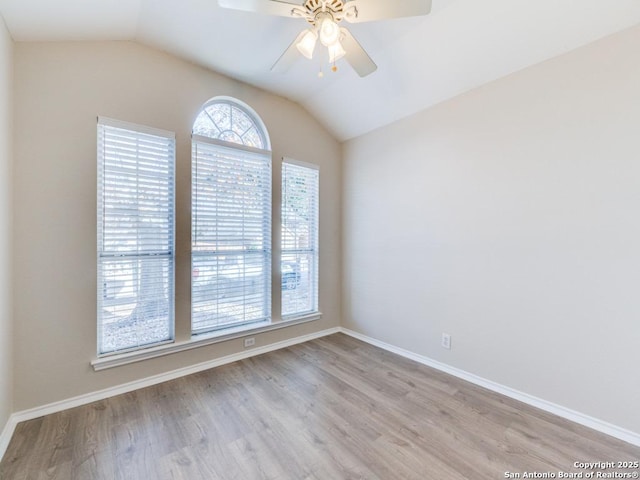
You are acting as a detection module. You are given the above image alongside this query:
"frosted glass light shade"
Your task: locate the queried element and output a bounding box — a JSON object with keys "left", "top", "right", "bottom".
{"left": 319, "top": 17, "right": 340, "bottom": 47}
{"left": 328, "top": 41, "right": 346, "bottom": 63}
{"left": 296, "top": 29, "right": 317, "bottom": 59}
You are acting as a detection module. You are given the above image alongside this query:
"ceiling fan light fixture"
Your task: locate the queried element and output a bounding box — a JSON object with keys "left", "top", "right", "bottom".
{"left": 221, "top": 0, "right": 431, "bottom": 77}
{"left": 296, "top": 29, "right": 318, "bottom": 59}
{"left": 328, "top": 40, "right": 346, "bottom": 63}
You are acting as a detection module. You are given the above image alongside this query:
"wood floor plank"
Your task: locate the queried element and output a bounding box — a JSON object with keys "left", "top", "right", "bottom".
{"left": 1, "top": 333, "right": 638, "bottom": 479}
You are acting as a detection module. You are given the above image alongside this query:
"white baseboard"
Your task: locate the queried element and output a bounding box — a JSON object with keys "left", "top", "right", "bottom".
{"left": 0, "top": 326, "right": 340, "bottom": 462}
{"left": 339, "top": 327, "right": 640, "bottom": 448}
{"left": 0, "top": 414, "right": 18, "bottom": 463}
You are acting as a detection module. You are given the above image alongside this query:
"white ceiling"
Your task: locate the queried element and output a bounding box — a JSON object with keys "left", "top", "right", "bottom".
{"left": 1, "top": 0, "right": 640, "bottom": 140}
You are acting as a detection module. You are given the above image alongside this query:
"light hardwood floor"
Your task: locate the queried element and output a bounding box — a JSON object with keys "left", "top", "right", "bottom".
{"left": 1, "top": 333, "right": 638, "bottom": 479}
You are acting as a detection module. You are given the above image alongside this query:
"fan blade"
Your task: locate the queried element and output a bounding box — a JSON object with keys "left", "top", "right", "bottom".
{"left": 343, "top": 0, "right": 432, "bottom": 23}
{"left": 271, "top": 30, "right": 306, "bottom": 73}
{"left": 340, "top": 28, "right": 377, "bottom": 77}
{"left": 218, "top": 0, "right": 302, "bottom": 18}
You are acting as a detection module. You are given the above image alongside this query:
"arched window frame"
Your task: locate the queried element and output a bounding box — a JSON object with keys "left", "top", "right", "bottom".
{"left": 192, "top": 96, "right": 271, "bottom": 151}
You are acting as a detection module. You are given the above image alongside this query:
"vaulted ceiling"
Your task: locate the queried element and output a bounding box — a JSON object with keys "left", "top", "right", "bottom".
{"left": 1, "top": 0, "right": 639, "bottom": 140}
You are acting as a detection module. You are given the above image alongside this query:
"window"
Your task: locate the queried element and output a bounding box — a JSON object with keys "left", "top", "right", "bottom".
{"left": 281, "top": 159, "right": 319, "bottom": 318}
{"left": 97, "top": 117, "right": 175, "bottom": 355}
{"left": 191, "top": 98, "right": 272, "bottom": 335}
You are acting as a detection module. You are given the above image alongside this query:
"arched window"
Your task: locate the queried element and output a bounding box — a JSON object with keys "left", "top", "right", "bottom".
{"left": 192, "top": 97, "right": 269, "bottom": 149}
{"left": 191, "top": 97, "right": 272, "bottom": 335}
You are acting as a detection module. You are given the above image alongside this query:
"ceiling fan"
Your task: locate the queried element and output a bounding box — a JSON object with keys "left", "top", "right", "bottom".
{"left": 217, "top": 0, "right": 432, "bottom": 77}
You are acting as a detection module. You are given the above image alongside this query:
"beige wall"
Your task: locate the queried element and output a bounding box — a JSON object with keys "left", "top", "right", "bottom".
{"left": 0, "top": 16, "right": 13, "bottom": 432}
{"left": 12, "top": 41, "right": 341, "bottom": 410}
{"left": 343, "top": 24, "right": 640, "bottom": 434}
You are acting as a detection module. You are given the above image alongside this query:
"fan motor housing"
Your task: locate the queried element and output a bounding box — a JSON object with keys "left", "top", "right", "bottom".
{"left": 303, "top": 0, "right": 346, "bottom": 24}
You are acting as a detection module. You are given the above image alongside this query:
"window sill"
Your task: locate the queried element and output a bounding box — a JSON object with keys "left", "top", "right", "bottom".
{"left": 91, "top": 312, "right": 322, "bottom": 371}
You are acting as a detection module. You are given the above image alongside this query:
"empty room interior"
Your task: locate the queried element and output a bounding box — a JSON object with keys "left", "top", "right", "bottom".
{"left": 1, "top": 0, "right": 640, "bottom": 478}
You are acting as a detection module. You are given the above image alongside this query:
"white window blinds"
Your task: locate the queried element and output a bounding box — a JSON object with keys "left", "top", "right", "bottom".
{"left": 97, "top": 117, "right": 175, "bottom": 355}
{"left": 281, "top": 159, "right": 319, "bottom": 318}
{"left": 192, "top": 136, "right": 272, "bottom": 334}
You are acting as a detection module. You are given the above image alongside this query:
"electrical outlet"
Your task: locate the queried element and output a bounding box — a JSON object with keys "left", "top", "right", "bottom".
{"left": 441, "top": 333, "right": 451, "bottom": 350}
{"left": 244, "top": 337, "right": 256, "bottom": 348}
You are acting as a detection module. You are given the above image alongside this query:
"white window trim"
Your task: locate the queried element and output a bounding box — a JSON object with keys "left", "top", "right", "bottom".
{"left": 91, "top": 110, "right": 325, "bottom": 369}
{"left": 99, "top": 116, "right": 175, "bottom": 140}
{"left": 192, "top": 133, "right": 271, "bottom": 156}
{"left": 191, "top": 131, "right": 273, "bottom": 335}
{"left": 282, "top": 157, "right": 319, "bottom": 171}
{"left": 97, "top": 116, "right": 176, "bottom": 356}
{"left": 91, "top": 313, "right": 322, "bottom": 371}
